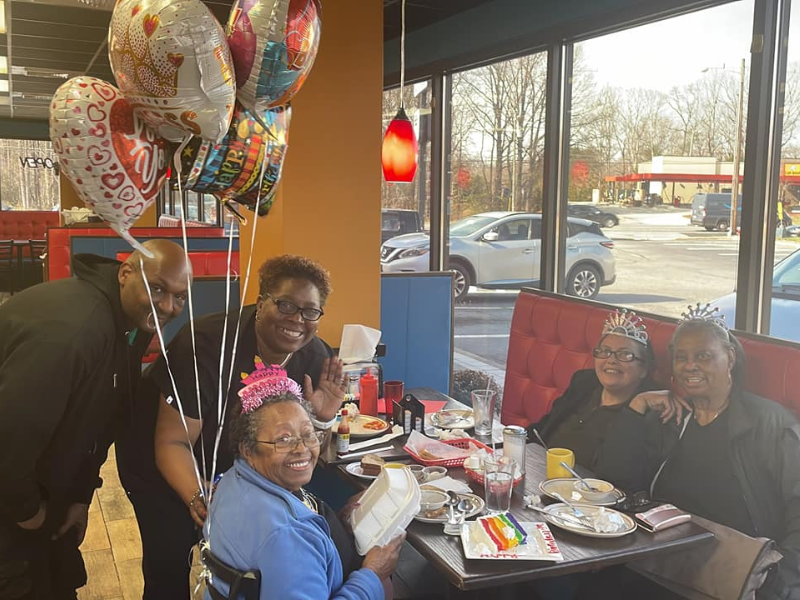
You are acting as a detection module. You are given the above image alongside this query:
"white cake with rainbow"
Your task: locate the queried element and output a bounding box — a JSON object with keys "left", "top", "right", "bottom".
{"left": 470, "top": 512, "right": 528, "bottom": 553}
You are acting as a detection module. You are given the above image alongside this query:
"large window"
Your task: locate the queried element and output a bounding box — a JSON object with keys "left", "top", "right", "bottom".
{"left": 0, "top": 139, "right": 60, "bottom": 211}
{"left": 765, "top": 6, "right": 800, "bottom": 344}
{"left": 382, "top": 0, "right": 797, "bottom": 389}
{"left": 448, "top": 53, "right": 548, "bottom": 385}
{"left": 565, "top": 1, "right": 754, "bottom": 320}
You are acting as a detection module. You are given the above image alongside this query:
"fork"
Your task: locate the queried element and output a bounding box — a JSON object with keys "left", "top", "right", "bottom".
{"left": 551, "top": 492, "right": 597, "bottom": 531}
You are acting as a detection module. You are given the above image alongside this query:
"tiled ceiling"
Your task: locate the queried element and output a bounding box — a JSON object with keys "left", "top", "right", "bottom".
{"left": 0, "top": 0, "right": 492, "bottom": 121}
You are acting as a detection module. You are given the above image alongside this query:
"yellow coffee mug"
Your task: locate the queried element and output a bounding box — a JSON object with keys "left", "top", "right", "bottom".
{"left": 546, "top": 448, "right": 575, "bottom": 479}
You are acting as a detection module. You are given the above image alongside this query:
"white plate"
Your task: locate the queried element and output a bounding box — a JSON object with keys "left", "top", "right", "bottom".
{"left": 539, "top": 478, "right": 625, "bottom": 506}
{"left": 541, "top": 503, "right": 636, "bottom": 538}
{"left": 414, "top": 492, "right": 484, "bottom": 523}
{"left": 430, "top": 409, "right": 475, "bottom": 430}
{"left": 345, "top": 463, "right": 379, "bottom": 480}
{"left": 460, "top": 520, "right": 563, "bottom": 561}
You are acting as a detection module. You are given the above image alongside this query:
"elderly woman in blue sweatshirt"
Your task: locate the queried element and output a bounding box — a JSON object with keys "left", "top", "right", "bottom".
{"left": 203, "top": 365, "right": 404, "bottom": 599}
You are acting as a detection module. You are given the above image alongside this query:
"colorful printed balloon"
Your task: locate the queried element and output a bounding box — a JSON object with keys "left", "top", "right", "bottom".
{"left": 227, "top": 0, "right": 321, "bottom": 112}
{"left": 179, "top": 103, "right": 290, "bottom": 216}
{"left": 50, "top": 77, "right": 171, "bottom": 253}
{"left": 109, "top": 0, "right": 236, "bottom": 143}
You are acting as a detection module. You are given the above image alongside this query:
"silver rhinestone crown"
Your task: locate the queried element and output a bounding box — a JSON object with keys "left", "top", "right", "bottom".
{"left": 602, "top": 309, "right": 649, "bottom": 345}
{"left": 680, "top": 302, "right": 729, "bottom": 330}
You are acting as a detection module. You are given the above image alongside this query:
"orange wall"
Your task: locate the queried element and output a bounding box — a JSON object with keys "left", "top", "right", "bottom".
{"left": 239, "top": 0, "right": 383, "bottom": 346}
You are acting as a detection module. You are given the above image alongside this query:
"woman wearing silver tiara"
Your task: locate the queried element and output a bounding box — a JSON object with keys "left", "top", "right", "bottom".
{"left": 527, "top": 309, "right": 657, "bottom": 468}
{"left": 596, "top": 304, "right": 800, "bottom": 599}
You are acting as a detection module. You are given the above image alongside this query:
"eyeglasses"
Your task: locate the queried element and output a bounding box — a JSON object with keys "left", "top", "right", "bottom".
{"left": 593, "top": 347, "right": 641, "bottom": 362}
{"left": 264, "top": 293, "right": 324, "bottom": 322}
{"left": 256, "top": 430, "right": 326, "bottom": 453}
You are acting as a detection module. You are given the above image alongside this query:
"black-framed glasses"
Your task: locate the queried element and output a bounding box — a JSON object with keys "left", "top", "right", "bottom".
{"left": 264, "top": 293, "right": 324, "bottom": 322}
{"left": 593, "top": 347, "right": 641, "bottom": 362}
{"left": 256, "top": 430, "right": 326, "bottom": 453}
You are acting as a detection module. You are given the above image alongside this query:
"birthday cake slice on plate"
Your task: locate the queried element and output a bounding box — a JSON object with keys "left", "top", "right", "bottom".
{"left": 470, "top": 513, "right": 528, "bottom": 552}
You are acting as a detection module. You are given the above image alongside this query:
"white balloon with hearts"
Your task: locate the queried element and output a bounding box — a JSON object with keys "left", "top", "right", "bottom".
{"left": 50, "top": 76, "right": 172, "bottom": 254}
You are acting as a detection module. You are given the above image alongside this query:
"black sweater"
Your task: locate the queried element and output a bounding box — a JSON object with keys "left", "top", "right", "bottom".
{"left": 527, "top": 369, "right": 656, "bottom": 470}
{"left": 0, "top": 254, "right": 150, "bottom": 523}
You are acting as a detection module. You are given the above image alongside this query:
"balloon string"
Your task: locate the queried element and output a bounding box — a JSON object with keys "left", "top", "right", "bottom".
{"left": 204, "top": 206, "right": 237, "bottom": 525}
{"left": 138, "top": 256, "right": 205, "bottom": 505}
{"left": 173, "top": 134, "right": 210, "bottom": 498}
{"left": 206, "top": 151, "right": 268, "bottom": 512}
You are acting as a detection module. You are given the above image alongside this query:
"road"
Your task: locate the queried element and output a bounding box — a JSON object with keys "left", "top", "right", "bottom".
{"left": 454, "top": 206, "right": 799, "bottom": 378}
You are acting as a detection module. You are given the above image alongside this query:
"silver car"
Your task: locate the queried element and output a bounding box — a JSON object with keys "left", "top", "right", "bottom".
{"left": 380, "top": 211, "right": 616, "bottom": 300}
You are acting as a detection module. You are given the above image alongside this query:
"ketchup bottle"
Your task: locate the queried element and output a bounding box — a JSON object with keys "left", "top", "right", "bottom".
{"left": 336, "top": 409, "right": 350, "bottom": 454}
{"left": 359, "top": 371, "right": 378, "bottom": 417}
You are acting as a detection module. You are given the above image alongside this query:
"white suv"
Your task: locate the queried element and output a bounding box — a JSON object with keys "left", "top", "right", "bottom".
{"left": 380, "top": 211, "right": 617, "bottom": 300}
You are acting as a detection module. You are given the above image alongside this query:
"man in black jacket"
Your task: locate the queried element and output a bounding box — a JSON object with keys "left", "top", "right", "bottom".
{"left": 0, "top": 239, "right": 191, "bottom": 600}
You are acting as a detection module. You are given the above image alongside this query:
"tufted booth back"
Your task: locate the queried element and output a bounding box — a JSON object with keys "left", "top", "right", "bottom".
{"left": 0, "top": 211, "right": 57, "bottom": 241}
{"left": 502, "top": 289, "right": 800, "bottom": 427}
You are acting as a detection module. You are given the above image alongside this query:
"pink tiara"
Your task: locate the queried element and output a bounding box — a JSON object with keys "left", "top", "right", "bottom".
{"left": 238, "top": 362, "right": 303, "bottom": 414}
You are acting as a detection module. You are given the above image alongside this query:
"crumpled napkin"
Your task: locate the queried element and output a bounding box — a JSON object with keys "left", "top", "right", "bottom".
{"left": 339, "top": 324, "right": 382, "bottom": 364}
{"left": 421, "top": 476, "right": 472, "bottom": 494}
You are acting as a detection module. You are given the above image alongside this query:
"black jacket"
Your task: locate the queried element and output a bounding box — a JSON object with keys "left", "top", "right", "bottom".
{"left": 0, "top": 254, "right": 150, "bottom": 523}
{"left": 526, "top": 369, "right": 656, "bottom": 469}
{"left": 596, "top": 391, "right": 800, "bottom": 600}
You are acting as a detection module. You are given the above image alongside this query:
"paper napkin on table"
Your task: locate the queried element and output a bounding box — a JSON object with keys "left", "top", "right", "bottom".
{"left": 339, "top": 324, "right": 381, "bottom": 364}
{"left": 422, "top": 476, "right": 472, "bottom": 494}
{"left": 348, "top": 425, "right": 404, "bottom": 452}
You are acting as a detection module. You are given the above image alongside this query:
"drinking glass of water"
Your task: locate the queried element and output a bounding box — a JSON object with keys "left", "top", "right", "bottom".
{"left": 484, "top": 455, "right": 516, "bottom": 513}
{"left": 471, "top": 389, "right": 496, "bottom": 436}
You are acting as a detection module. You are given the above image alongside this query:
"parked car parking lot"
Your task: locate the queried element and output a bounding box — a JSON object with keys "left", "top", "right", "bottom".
{"left": 714, "top": 248, "right": 800, "bottom": 343}
{"left": 567, "top": 203, "right": 619, "bottom": 228}
{"left": 380, "top": 211, "right": 616, "bottom": 300}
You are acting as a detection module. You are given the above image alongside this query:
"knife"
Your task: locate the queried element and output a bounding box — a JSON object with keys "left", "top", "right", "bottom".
{"left": 338, "top": 445, "right": 395, "bottom": 459}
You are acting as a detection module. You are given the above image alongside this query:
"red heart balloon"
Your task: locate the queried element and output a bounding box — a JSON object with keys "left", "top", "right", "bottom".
{"left": 50, "top": 76, "right": 172, "bottom": 254}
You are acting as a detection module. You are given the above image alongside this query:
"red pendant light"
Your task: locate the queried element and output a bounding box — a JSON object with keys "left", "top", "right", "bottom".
{"left": 382, "top": 107, "right": 418, "bottom": 182}
{"left": 382, "top": 0, "right": 418, "bottom": 183}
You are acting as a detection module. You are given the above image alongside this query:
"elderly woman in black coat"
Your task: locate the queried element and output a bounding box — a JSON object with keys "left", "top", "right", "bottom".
{"left": 597, "top": 306, "right": 800, "bottom": 599}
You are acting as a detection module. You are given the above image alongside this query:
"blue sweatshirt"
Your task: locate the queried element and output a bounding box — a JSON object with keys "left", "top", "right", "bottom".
{"left": 204, "top": 458, "right": 383, "bottom": 600}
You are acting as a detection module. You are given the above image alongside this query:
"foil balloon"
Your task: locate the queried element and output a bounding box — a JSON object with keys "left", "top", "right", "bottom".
{"left": 227, "top": 0, "right": 321, "bottom": 112}
{"left": 109, "top": 0, "right": 236, "bottom": 143}
{"left": 180, "top": 103, "right": 290, "bottom": 216}
{"left": 49, "top": 77, "right": 171, "bottom": 253}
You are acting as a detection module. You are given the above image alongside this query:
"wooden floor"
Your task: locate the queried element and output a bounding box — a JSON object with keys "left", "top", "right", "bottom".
{"left": 78, "top": 447, "right": 145, "bottom": 600}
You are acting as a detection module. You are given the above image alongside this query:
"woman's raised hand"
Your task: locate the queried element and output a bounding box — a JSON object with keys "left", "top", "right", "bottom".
{"left": 629, "top": 390, "right": 692, "bottom": 425}
{"left": 362, "top": 532, "right": 406, "bottom": 581}
{"left": 303, "top": 357, "right": 345, "bottom": 422}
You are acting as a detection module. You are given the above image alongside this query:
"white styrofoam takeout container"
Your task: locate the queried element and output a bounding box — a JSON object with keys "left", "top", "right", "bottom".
{"left": 350, "top": 465, "right": 421, "bottom": 555}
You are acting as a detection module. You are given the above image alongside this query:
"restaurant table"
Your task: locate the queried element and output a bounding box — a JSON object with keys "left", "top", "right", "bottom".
{"left": 330, "top": 389, "right": 714, "bottom": 593}
{"left": 318, "top": 387, "right": 502, "bottom": 467}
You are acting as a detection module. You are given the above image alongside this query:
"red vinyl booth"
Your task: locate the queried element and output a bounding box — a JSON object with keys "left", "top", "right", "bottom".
{"left": 502, "top": 289, "right": 800, "bottom": 427}
{"left": 0, "top": 210, "right": 57, "bottom": 241}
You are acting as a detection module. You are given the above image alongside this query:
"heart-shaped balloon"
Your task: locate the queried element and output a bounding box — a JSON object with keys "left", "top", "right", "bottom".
{"left": 179, "top": 102, "right": 290, "bottom": 216}
{"left": 50, "top": 76, "right": 172, "bottom": 253}
{"left": 109, "top": 0, "right": 236, "bottom": 143}
{"left": 227, "top": 0, "right": 321, "bottom": 113}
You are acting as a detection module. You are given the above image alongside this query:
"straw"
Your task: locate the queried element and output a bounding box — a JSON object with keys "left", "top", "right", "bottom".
{"left": 484, "top": 375, "right": 495, "bottom": 453}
